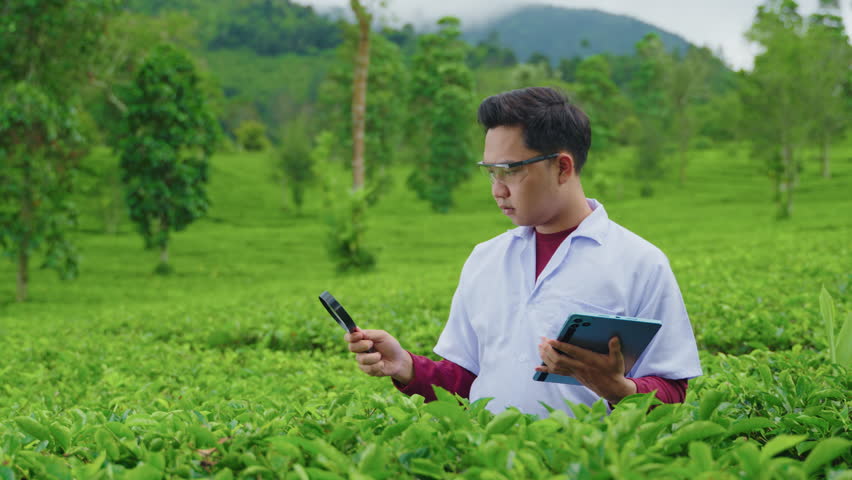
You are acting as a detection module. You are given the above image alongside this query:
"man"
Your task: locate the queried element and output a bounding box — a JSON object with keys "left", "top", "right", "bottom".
{"left": 346, "top": 87, "right": 701, "bottom": 417}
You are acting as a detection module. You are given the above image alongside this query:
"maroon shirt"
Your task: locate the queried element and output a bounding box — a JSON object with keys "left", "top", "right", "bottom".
{"left": 395, "top": 227, "right": 688, "bottom": 405}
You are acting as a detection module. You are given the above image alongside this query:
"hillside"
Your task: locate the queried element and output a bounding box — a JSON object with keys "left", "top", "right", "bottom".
{"left": 464, "top": 5, "right": 693, "bottom": 63}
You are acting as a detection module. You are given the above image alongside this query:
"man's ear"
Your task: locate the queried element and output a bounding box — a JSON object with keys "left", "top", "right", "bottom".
{"left": 557, "top": 153, "right": 575, "bottom": 183}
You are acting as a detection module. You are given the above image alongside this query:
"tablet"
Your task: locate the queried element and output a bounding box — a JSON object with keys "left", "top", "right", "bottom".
{"left": 533, "top": 313, "right": 662, "bottom": 385}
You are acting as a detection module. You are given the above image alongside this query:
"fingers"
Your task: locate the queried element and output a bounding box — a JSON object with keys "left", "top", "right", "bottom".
{"left": 356, "top": 351, "right": 385, "bottom": 376}
{"left": 347, "top": 338, "right": 374, "bottom": 353}
{"left": 608, "top": 336, "right": 622, "bottom": 357}
{"left": 345, "top": 329, "right": 379, "bottom": 353}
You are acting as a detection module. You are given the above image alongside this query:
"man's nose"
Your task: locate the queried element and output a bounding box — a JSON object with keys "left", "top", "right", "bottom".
{"left": 492, "top": 180, "right": 509, "bottom": 199}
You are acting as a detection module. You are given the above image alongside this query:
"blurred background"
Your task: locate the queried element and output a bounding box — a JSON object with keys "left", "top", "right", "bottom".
{"left": 0, "top": 0, "right": 849, "bottom": 326}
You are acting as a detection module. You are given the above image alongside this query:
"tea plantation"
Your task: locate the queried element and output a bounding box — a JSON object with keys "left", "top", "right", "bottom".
{"left": 0, "top": 144, "right": 850, "bottom": 479}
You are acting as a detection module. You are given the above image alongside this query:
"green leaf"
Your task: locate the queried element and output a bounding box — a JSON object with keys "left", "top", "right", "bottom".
{"left": 688, "top": 441, "right": 714, "bottom": 470}
{"left": 760, "top": 434, "right": 807, "bottom": 460}
{"left": 50, "top": 424, "right": 71, "bottom": 452}
{"left": 14, "top": 416, "right": 51, "bottom": 441}
{"left": 727, "top": 417, "right": 774, "bottom": 437}
{"left": 0, "top": 466, "right": 15, "bottom": 480}
{"left": 698, "top": 390, "right": 726, "bottom": 420}
{"left": 803, "top": 437, "right": 852, "bottom": 475}
{"left": 485, "top": 410, "right": 522, "bottom": 437}
{"left": 836, "top": 311, "right": 852, "bottom": 368}
{"left": 188, "top": 425, "right": 217, "bottom": 448}
{"left": 123, "top": 463, "right": 163, "bottom": 480}
{"left": 664, "top": 421, "right": 727, "bottom": 452}
{"left": 820, "top": 286, "right": 836, "bottom": 363}
{"left": 423, "top": 400, "right": 469, "bottom": 429}
{"left": 358, "top": 444, "right": 389, "bottom": 478}
{"left": 409, "top": 458, "right": 445, "bottom": 479}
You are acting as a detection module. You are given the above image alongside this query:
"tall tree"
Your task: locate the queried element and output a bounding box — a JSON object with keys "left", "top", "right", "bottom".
{"left": 407, "top": 17, "right": 476, "bottom": 213}
{"left": 805, "top": 0, "right": 851, "bottom": 178}
{"left": 667, "top": 47, "right": 711, "bottom": 184}
{"left": 0, "top": 0, "right": 117, "bottom": 301}
{"left": 319, "top": 30, "right": 408, "bottom": 197}
{"left": 742, "top": 0, "right": 813, "bottom": 218}
{"left": 630, "top": 33, "right": 672, "bottom": 197}
{"left": 117, "top": 44, "right": 219, "bottom": 272}
{"left": 350, "top": 0, "right": 372, "bottom": 191}
{"left": 574, "top": 55, "right": 631, "bottom": 152}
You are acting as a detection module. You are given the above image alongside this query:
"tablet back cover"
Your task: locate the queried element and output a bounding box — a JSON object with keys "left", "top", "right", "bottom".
{"left": 533, "top": 313, "right": 662, "bottom": 385}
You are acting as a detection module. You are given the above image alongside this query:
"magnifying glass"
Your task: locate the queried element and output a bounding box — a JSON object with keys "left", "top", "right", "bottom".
{"left": 319, "top": 291, "right": 376, "bottom": 353}
{"left": 318, "top": 291, "right": 357, "bottom": 333}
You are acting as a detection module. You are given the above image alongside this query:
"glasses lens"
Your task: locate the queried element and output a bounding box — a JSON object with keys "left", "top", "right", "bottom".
{"left": 479, "top": 165, "right": 526, "bottom": 185}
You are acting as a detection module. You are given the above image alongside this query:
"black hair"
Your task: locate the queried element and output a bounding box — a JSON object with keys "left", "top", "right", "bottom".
{"left": 477, "top": 87, "right": 591, "bottom": 173}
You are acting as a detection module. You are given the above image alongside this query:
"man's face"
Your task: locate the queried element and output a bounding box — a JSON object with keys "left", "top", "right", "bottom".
{"left": 482, "top": 126, "right": 563, "bottom": 229}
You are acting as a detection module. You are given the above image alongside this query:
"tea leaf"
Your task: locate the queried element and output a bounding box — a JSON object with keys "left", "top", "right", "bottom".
{"left": 761, "top": 434, "right": 807, "bottom": 460}
{"left": 836, "top": 311, "right": 852, "bottom": 369}
{"left": 727, "top": 417, "right": 774, "bottom": 437}
{"left": 485, "top": 410, "right": 522, "bottom": 437}
{"left": 49, "top": 424, "right": 71, "bottom": 452}
{"left": 14, "top": 417, "right": 50, "bottom": 442}
{"left": 820, "top": 286, "right": 836, "bottom": 363}
{"left": 664, "top": 421, "right": 727, "bottom": 452}
{"left": 803, "top": 437, "right": 852, "bottom": 475}
{"left": 698, "top": 390, "right": 726, "bottom": 420}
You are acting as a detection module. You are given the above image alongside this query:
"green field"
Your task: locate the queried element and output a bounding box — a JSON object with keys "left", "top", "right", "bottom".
{"left": 1, "top": 143, "right": 850, "bottom": 479}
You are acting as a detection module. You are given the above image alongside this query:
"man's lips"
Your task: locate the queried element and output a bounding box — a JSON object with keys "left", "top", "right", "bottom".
{"left": 500, "top": 206, "right": 515, "bottom": 214}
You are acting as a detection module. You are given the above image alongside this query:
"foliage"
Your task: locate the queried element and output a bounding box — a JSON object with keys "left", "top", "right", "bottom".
{"left": 820, "top": 286, "right": 852, "bottom": 369}
{"left": 1, "top": 137, "right": 851, "bottom": 476}
{"left": 467, "top": 31, "right": 518, "bottom": 69}
{"left": 319, "top": 28, "right": 408, "bottom": 200}
{"left": 0, "top": 0, "right": 118, "bottom": 100}
{"left": 278, "top": 115, "right": 316, "bottom": 211}
{"left": 407, "top": 17, "right": 477, "bottom": 213}
{"left": 573, "top": 55, "right": 631, "bottom": 151}
{"left": 83, "top": 10, "right": 202, "bottom": 147}
{"left": 803, "top": 1, "right": 852, "bottom": 178}
{"left": 630, "top": 33, "right": 673, "bottom": 197}
{"left": 208, "top": 1, "right": 342, "bottom": 56}
{"left": 0, "top": 0, "right": 118, "bottom": 301}
{"left": 314, "top": 131, "right": 376, "bottom": 272}
{"left": 0, "top": 84, "right": 87, "bottom": 301}
{"left": 117, "top": 44, "right": 219, "bottom": 269}
{"left": 739, "top": 0, "right": 849, "bottom": 218}
{"left": 235, "top": 120, "right": 270, "bottom": 152}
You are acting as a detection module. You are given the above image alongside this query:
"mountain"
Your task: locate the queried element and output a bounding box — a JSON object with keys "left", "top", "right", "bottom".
{"left": 464, "top": 5, "right": 693, "bottom": 63}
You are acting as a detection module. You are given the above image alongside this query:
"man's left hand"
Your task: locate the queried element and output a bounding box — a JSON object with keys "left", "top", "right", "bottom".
{"left": 536, "top": 336, "right": 637, "bottom": 404}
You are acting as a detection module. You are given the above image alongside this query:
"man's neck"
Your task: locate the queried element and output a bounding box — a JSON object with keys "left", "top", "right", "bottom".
{"left": 535, "top": 194, "right": 593, "bottom": 234}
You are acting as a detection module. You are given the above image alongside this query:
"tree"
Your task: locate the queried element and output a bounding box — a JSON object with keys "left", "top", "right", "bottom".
{"left": 117, "top": 44, "right": 219, "bottom": 272}
{"left": 805, "top": 0, "right": 851, "bottom": 178}
{"left": 235, "top": 120, "right": 270, "bottom": 151}
{"left": 742, "top": 0, "right": 813, "bottom": 218}
{"left": 630, "top": 33, "right": 672, "bottom": 197}
{"left": 407, "top": 17, "right": 477, "bottom": 213}
{"left": 666, "top": 47, "right": 712, "bottom": 184}
{"left": 318, "top": 30, "right": 408, "bottom": 197}
{"left": 528, "top": 51, "right": 554, "bottom": 77}
{"left": 278, "top": 114, "right": 315, "bottom": 212}
{"left": 0, "top": 85, "right": 88, "bottom": 301}
{"left": 0, "top": 0, "right": 117, "bottom": 301}
{"left": 574, "top": 55, "right": 631, "bottom": 152}
{"left": 350, "top": 0, "right": 372, "bottom": 191}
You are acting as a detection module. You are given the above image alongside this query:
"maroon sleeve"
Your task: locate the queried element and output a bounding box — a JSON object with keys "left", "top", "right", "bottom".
{"left": 629, "top": 376, "right": 688, "bottom": 404}
{"left": 392, "top": 352, "right": 476, "bottom": 402}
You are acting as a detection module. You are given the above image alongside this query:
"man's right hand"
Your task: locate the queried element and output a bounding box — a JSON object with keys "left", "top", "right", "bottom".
{"left": 345, "top": 328, "right": 414, "bottom": 385}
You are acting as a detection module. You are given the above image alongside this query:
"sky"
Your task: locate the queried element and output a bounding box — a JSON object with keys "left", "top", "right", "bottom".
{"left": 295, "top": 0, "right": 852, "bottom": 70}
